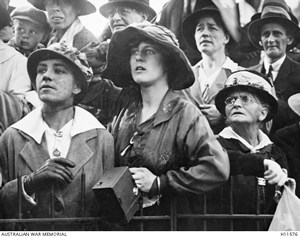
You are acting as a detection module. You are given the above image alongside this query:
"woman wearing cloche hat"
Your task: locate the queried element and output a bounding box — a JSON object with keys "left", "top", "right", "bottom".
{"left": 86, "top": 22, "right": 230, "bottom": 230}
{"left": 0, "top": 42, "right": 115, "bottom": 231}
{"left": 213, "top": 70, "right": 290, "bottom": 230}
{"left": 27, "top": 0, "right": 98, "bottom": 51}
{"left": 180, "top": 4, "right": 242, "bottom": 135}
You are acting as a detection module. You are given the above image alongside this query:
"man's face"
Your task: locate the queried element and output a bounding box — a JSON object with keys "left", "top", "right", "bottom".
{"left": 260, "top": 22, "right": 293, "bottom": 63}
{"left": 108, "top": 6, "right": 145, "bottom": 33}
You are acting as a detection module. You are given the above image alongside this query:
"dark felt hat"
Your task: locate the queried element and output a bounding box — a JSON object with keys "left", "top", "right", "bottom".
{"left": 102, "top": 23, "right": 194, "bottom": 90}
{"left": 0, "top": 4, "right": 11, "bottom": 29}
{"left": 99, "top": 0, "right": 156, "bottom": 21}
{"left": 248, "top": 0, "right": 300, "bottom": 50}
{"left": 27, "top": 0, "right": 96, "bottom": 16}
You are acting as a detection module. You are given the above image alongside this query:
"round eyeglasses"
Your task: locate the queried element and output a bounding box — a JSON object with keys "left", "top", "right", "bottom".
{"left": 224, "top": 94, "right": 256, "bottom": 106}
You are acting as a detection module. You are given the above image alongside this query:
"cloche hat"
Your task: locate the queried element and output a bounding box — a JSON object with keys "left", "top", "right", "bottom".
{"left": 27, "top": 42, "right": 93, "bottom": 104}
{"left": 102, "top": 23, "right": 194, "bottom": 90}
{"left": 182, "top": 4, "right": 237, "bottom": 53}
{"left": 215, "top": 70, "right": 278, "bottom": 122}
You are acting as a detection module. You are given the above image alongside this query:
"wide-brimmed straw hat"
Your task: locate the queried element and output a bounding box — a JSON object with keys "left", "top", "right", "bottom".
{"left": 99, "top": 0, "right": 156, "bottom": 21}
{"left": 102, "top": 23, "right": 194, "bottom": 90}
{"left": 248, "top": 0, "right": 300, "bottom": 50}
{"left": 182, "top": 5, "right": 236, "bottom": 53}
{"left": 215, "top": 70, "right": 278, "bottom": 122}
{"left": 27, "top": 42, "right": 93, "bottom": 104}
{"left": 27, "top": 0, "right": 96, "bottom": 16}
{"left": 0, "top": 4, "right": 11, "bottom": 29}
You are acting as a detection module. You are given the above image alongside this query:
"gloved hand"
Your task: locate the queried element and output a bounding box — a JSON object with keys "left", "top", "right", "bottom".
{"left": 24, "top": 158, "right": 76, "bottom": 195}
{"left": 263, "top": 159, "right": 287, "bottom": 186}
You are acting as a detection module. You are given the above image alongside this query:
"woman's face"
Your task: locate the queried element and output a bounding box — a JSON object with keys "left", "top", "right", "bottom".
{"left": 225, "top": 91, "right": 268, "bottom": 126}
{"left": 130, "top": 42, "right": 168, "bottom": 88}
{"left": 36, "top": 58, "right": 81, "bottom": 105}
{"left": 108, "top": 6, "right": 145, "bottom": 33}
{"left": 194, "top": 16, "right": 229, "bottom": 56}
{"left": 45, "top": 0, "right": 78, "bottom": 31}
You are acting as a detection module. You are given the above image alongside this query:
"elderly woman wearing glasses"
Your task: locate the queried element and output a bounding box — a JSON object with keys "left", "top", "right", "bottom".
{"left": 210, "top": 70, "right": 289, "bottom": 230}
{"left": 88, "top": 23, "right": 230, "bottom": 231}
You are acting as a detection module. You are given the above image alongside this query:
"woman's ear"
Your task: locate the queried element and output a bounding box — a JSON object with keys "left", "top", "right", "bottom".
{"left": 73, "top": 84, "right": 81, "bottom": 95}
{"left": 258, "top": 107, "right": 268, "bottom": 122}
{"left": 224, "top": 34, "right": 230, "bottom": 45}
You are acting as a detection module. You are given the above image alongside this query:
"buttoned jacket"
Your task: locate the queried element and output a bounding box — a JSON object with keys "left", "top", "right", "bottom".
{"left": 110, "top": 89, "right": 229, "bottom": 195}
{"left": 0, "top": 117, "right": 114, "bottom": 230}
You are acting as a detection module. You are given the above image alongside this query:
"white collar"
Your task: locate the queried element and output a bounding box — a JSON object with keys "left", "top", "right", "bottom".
{"left": 11, "top": 106, "right": 105, "bottom": 144}
{"left": 195, "top": 56, "right": 239, "bottom": 71}
{"left": 264, "top": 55, "right": 286, "bottom": 73}
{"left": 59, "top": 18, "right": 84, "bottom": 47}
{"left": 219, "top": 126, "right": 273, "bottom": 153}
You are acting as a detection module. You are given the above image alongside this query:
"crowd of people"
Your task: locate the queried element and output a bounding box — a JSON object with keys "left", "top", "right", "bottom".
{"left": 0, "top": 0, "right": 299, "bottom": 232}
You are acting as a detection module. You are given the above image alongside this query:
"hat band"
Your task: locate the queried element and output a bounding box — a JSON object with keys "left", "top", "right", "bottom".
{"left": 261, "top": 6, "right": 291, "bottom": 20}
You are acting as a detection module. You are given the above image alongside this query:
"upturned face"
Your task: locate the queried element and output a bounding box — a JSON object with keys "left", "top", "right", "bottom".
{"left": 194, "top": 16, "right": 229, "bottom": 56}
{"left": 14, "top": 19, "right": 45, "bottom": 51}
{"left": 108, "top": 6, "right": 145, "bottom": 33}
{"left": 45, "top": 0, "right": 78, "bottom": 31}
{"left": 130, "top": 41, "right": 168, "bottom": 88}
{"left": 224, "top": 91, "right": 268, "bottom": 127}
{"left": 36, "top": 58, "right": 81, "bottom": 106}
{"left": 260, "top": 22, "right": 293, "bottom": 63}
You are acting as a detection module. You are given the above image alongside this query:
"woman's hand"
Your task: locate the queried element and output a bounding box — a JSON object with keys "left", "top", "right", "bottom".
{"left": 129, "top": 167, "right": 156, "bottom": 193}
{"left": 200, "top": 104, "right": 223, "bottom": 126}
{"left": 24, "top": 158, "right": 76, "bottom": 195}
{"left": 263, "top": 159, "right": 287, "bottom": 186}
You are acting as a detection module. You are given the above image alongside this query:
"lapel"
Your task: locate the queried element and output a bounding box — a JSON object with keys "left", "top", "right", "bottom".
{"left": 153, "top": 90, "right": 182, "bottom": 127}
{"left": 274, "top": 57, "right": 293, "bottom": 99}
{"left": 189, "top": 64, "right": 203, "bottom": 106}
{"left": 66, "top": 130, "right": 97, "bottom": 177}
{"left": 20, "top": 132, "right": 50, "bottom": 172}
{"left": 19, "top": 130, "right": 97, "bottom": 177}
{"left": 205, "top": 69, "right": 228, "bottom": 104}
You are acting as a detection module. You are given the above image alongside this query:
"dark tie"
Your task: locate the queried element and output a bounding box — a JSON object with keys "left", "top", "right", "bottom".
{"left": 266, "top": 65, "right": 274, "bottom": 87}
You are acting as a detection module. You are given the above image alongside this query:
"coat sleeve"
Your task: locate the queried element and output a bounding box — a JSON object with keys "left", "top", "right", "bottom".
{"left": 217, "top": 136, "right": 266, "bottom": 176}
{"left": 0, "top": 129, "right": 37, "bottom": 221}
{"left": 161, "top": 105, "right": 230, "bottom": 194}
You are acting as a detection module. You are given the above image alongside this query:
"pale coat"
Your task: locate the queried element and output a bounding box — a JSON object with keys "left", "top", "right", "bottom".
{"left": 0, "top": 39, "right": 31, "bottom": 97}
{"left": 0, "top": 108, "right": 115, "bottom": 231}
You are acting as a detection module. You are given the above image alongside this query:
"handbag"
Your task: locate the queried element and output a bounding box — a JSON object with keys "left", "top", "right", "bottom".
{"left": 268, "top": 185, "right": 300, "bottom": 231}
